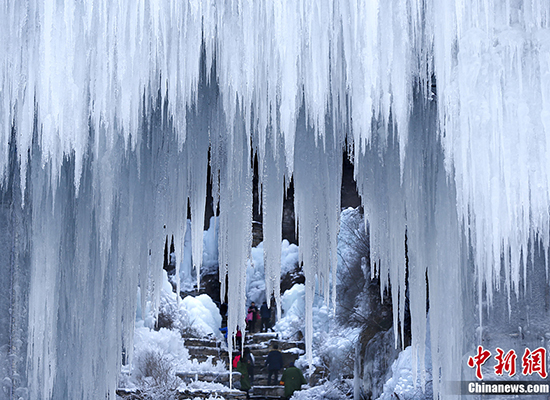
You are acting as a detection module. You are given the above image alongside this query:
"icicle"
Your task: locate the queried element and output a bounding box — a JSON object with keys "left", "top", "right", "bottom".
{"left": 260, "top": 122, "right": 285, "bottom": 320}
{"left": 432, "top": 0, "right": 550, "bottom": 302}
{"left": 293, "top": 103, "right": 343, "bottom": 365}
{"left": 216, "top": 99, "right": 253, "bottom": 370}
{"left": 187, "top": 42, "right": 214, "bottom": 292}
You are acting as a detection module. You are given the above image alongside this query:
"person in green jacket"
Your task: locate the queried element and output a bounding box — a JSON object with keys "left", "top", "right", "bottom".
{"left": 280, "top": 362, "right": 306, "bottom": 399}
{"left": 236, "top": 356, "right": 251, "bottom": 399}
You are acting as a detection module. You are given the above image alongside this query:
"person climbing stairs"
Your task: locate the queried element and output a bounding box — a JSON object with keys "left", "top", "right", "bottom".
{"left": 184, "top": 331, "right": 307, "bottom": 399}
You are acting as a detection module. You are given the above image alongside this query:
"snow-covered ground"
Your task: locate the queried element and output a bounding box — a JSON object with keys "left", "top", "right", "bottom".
{"left": 119, "top": 270, "right": 227, "bottom": 394}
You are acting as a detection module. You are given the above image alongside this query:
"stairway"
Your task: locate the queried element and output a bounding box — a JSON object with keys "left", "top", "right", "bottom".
{"left": 241, "top": 332, "right": 305, "bottom": 399}
{"left": 184, "top": 331, "right": 307, "bottom": 399}
{"left": 184, "top": 337, "right": 224, "bottom": 362}
{"left": 116, "top": 331, "right": 310, "bottom": 399}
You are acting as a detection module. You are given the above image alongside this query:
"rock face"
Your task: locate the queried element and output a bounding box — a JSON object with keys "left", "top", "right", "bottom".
{"left": 280, "top": 263, "right": 305, "bottom": 294}
{"left": 202, "top": 150, "right": 360, "bottom": 248}
{"left": 358, "top": 329, "right": 400, "bottom": 400}
{"left": 336, "top": 207, "right": 407, "bottom": 399}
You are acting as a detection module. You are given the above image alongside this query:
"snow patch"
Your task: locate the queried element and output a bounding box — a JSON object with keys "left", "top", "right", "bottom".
{"left": 181, "top": 295, "right": 223, "bottom": 340}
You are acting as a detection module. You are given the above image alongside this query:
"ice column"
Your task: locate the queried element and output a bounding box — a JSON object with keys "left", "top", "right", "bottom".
{"left": 215, "top": 101, "right": 253, "bottom": 362}
{"left": 0, "top": 133, "right": 31, "bottom": 399}
{"left": 293, "top": 105, "right": 343, "bottom": 364}
{"left": 259, "top": 125, "right": 286, "bottom": 320}
{"left": 431, "top": 0, "right": 550, "bottom": 301}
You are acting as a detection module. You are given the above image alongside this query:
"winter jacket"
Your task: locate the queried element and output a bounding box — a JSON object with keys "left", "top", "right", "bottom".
{"left": 232, "top": 355, "right": 241, "bottom": 369}
{"left": 265, "top": 350, "right": 283, "bottom": 371}
{"left": 281, "top": 366, "right": 306, "bottom": 398}
{"left": 236, "top": 359, "right": 251, "bottom": 391}
{"left": 260, "top": 303, "right": 271, "bottom": 319}
{"left": 247, "top": 305, "right": 258, "bottom": 321}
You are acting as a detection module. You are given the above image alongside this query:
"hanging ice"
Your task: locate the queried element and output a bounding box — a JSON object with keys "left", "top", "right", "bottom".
{"left": 259, "top": 124, "right": 286, "bottom": 321}
{"left": 1, "top": 1, "right": 550, "bottom": 399}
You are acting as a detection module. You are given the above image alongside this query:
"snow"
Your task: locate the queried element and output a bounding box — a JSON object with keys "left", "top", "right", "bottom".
{"left": 377, "top": 346, "right": 433, "bottom": 400}
{"left": 291, "top": 380, "right": 353, "bottom": 400}
{"left": 181, "top": 295, "right": 223, "bottom": 340}
{"left": 137, "top": 270, "right": 223, "bottom": 341}
{"left": 119, "top": 271, "right": 228, "bottom": 395}
{"left": 276, "top": 284, "right": 309, "bottom": 339}
{"left": 131, "top": 324, "right": 191, "bottom": 376}
{"left": 273, "top": 279, "right": 364, "bottom": 389}
{"left": 246, "top": 240, "right": 300, "bottom": 307}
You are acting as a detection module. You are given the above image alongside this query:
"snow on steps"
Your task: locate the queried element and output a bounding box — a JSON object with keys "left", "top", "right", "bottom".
{"left": 177, "top": 388, "right": 248, "bottom": 399}
{"left": 116, "top": 387, "right": 249, "bottom": 399}
{"left": 242, "top": 333, "right": 305, "bottom": 387}
{"left": 184, "top": 337, "right": 223, "bottom": 363}
{"left": 176, "top": 371, "right": 241, "bottom": 383}
{"left": 116, "top": 333, "right": 318, "bottom": 399}
{"left": 249, "top": 384, "right": 285, "bottom": 398}
{"left": 182, "top": 332, "right": 307, "bottom": 397}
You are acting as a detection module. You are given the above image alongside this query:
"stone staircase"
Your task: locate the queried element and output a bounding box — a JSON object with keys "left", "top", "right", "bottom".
{"left": 116, "top": 332, "right": 312, "bottom": 399}
{"left": 184, "top": 337, "right": 225, "bottom": 362}
{"left": 117, "top": 387, "right": 248, "bottom": 399}
{"left": 184, "top": 331, "right": 307, "bottom": 399}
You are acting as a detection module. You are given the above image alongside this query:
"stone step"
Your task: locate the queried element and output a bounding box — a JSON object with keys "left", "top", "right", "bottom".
{"left": 181, "top": 335, "right": 309, "bottom": 390}
{"left": 184, "top": 338, "right": 221, "bottom": 348}
{"left": 176, "top": 371, "right": 241, "bottom": 384}
{"left": 222, "top": 346, "right": 304, "bottom": 360}
{"left": 249, "top": 372, "right": 287, "bottom": 385}
{"left": 279, "top": 341, "right": 306, "bottom": 351}
{"left": 191, "top": 333, "right": 304, "bottom": 352}
{"left": 249, "top": 396, "right": 282, "bottom": 400}
{"left": 116, "top": 388, "right": 142, "bottom": 399}
{"left": 250, "top": 385, "right": 285, "bottom": 397}
{"left": 187, "top": 345, "right": 223, "bottom": 356}
{"left": 246, "top": 337, "right": 305, "bottom": 351}
{"left": 244, "top": 332, "right": 279, "bottom": 344}
{"left": 187, "top": 346, "right": 224, "bottom": 363}
{"left": 116, "top": 387, "right": 249, "bottom": 399}
{"left": 177, "top": 388, "right": 248, "bottom": 399}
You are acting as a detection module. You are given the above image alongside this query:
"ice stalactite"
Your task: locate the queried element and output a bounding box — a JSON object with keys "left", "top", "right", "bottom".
{"left": 431, "top": 0, "right": 550, "bottom": 305}
{"left": 16, "top": 92, "right": 195, "bottom": 398}
{"left": 1, "top": 1, "right": 550, "bottom": 399}
{"left": 355, "top": 122, "right": 407, "bottom": 349}
{"left": 259, "top": 124, "right": 286, "bottom": 321}
{"left": 404, "top": 88, "right": 470, "bottom": 392}
{"left": 0, "top": 130, "right": 31, "bottom": 400}
{"left": 186, "top": 43, "right": 214, "bottom": 292}
{"left": 293, "top": 105, "right": 343, "bottom": 365}
{"left": 215, "top": 100, "right": 253, "bottom": 372}
{"left": 26, "top": 133, "right": 133, "bottom": 399}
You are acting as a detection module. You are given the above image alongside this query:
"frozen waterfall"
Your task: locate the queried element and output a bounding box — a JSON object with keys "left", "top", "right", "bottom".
{"left": 1, "top": 1, "right": 549, "bottom": 399}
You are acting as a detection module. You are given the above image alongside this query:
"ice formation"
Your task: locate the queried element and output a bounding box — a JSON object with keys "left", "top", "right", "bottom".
{"left": 1, "top": 1, "right": 549, "bottom": 399}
